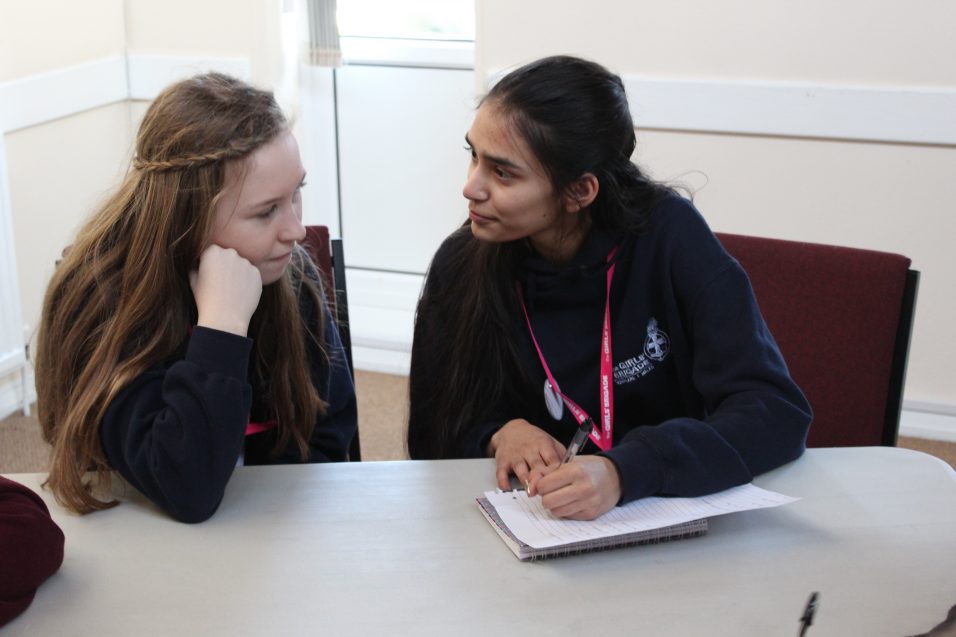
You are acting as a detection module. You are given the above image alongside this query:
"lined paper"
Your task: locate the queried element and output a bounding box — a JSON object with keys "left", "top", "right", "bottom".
{"left": 483, "top": 483, "right": 797, "bottom": 549}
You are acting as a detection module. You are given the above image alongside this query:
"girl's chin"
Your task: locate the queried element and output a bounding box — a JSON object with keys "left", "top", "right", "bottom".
{"left": 469, "top": 220, "right": 510, "bottom": 244}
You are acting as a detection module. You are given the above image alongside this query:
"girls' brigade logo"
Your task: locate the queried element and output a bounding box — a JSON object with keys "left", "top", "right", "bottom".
{"left": 613, "top": 317, "right": 671, "bottom": 385}
{"left": 643, "top": 317, "right": 671, "bottom": 362}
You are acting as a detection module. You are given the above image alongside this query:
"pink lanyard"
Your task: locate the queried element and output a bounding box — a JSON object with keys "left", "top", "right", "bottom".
{"left": 516, "top": 248, "right": 617, "bottom": 451}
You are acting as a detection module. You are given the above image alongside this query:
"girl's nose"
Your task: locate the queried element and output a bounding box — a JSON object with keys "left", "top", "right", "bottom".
{"left": 462, "top": 166, "right": 487, "bottom": 202}
{"left": 282, "top": 208, "right": 306, "bottom": 243}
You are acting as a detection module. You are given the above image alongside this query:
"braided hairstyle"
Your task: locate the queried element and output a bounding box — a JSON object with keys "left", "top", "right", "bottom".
{"left": 132, "top": 74, "right": 283, "bottom": 174}
{"left": 36, "top": 73, "right": 326, "bottom": 514}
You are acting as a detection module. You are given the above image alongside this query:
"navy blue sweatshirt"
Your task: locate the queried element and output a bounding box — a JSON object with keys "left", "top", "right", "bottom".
{"left": 100, "top": 264, "right": 357, "bottom": 523}
{"left": 410, "top": 195, "right": 811, "bottom": 504}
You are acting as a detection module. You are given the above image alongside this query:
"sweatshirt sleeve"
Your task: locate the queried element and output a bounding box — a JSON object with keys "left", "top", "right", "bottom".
{"left": 602, "top": 208, "right": 812, "bottom": 504}
{"left": 0, "top": 476, "right": 65, "bottom": 627}
{"left": 100, "top": 326, "right": 253, "bottom": 523}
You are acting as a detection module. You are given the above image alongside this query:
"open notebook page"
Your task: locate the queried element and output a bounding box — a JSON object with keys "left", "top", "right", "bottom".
{"left": 483, "top": 483, "right": 798, "bottom": 549}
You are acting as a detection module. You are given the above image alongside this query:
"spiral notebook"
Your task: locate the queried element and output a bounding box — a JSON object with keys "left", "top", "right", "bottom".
{"left": 476, "top": 483, "right": 798, "bottom": 561}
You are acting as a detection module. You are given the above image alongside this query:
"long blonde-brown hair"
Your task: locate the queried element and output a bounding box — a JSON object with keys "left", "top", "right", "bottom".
{"left": 35, "top": 73, "right": 326, "bottom": 514}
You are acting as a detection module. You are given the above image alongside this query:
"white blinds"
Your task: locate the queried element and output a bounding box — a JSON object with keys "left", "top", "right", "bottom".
{"left": 305, "top": 0, "right": 342, "bottom": 67}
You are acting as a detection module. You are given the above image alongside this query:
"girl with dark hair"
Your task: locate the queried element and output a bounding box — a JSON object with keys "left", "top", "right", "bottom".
{"left": 407, "top": 56, "right": 811, "bottom": 520}
{"left": 36, "top": 73, "right": 356, "bottom": 523}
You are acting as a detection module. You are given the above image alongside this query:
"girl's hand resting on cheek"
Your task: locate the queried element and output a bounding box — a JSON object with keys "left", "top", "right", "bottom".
{"left": 489, "top": 419, "right": 567, "bottom": 492}
{"left": 190, "top": 245, "right": 262, "bottom": 337}
{"left": 528, "top": 455, "right": 622, "bottom": 520}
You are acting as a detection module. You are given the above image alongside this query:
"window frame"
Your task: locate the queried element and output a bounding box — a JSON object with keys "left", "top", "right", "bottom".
{"left": 340, "top": 35, "right": 474, "bottom": 69}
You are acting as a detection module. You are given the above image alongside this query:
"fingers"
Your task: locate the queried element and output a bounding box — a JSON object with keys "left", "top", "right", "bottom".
{"left": 534, "top": 457, "right": 622, "bottom": 521}
{"left": 513, "top": 459, "right": 532, "bottom": 488}
{"left": 193, "top": 245, "right": 262, "bottom": 336}
{"left": 495, "top": 460, "right": 512, "bottom": 491}
{"left": 534, "top": 464, "right": 576, "bottom": 500}
{"left": 496, "top": 458, "right": 531, "bottom": 492}
{"left": 546, "top": 490, "right": 600, "bottom": 520}
{"left": 526, "top": 460, "right": 562, "bottom": 496}
{"left": 491, "top": 419, "right": 564, "bottom": 492}
{"left": 497, "top": 456, "right": 542, "bottom": 492}
{"left": 527, "top": 470, "right": 542, "bottom": 496}
{"left": 539, "top": 439, "right": 566, "bottom": 467}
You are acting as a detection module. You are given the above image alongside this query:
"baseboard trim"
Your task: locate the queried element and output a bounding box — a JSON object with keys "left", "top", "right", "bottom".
{"left": 353, "top": 346, "right": 411, "bottom": 376}
{"left": 7, "top": 57, "right": 953, "bottom": 142}
{"left": 340, "top": 36, "right": 474, "bottom": 70}
{"left": 900, "top": 402, "right": 956, "bottom": 442}
{"left": 0, "top": 364, "right": 35, "bottom": 421}
{"left": 345, "top": 268, "right": 418, "bottom": 377}
{"left": 0, "top": 54, "right": 252, "bottom": 135}
{"left": 0, "top": 56, "right": 128, "bottom": 134}
{"left": 485, "top": 68, "right": 956, "bottom": 145}
{"left": 3, "top": 346, "right": 953, "bottom": 443}
{"left": 622, "top": 75, "right": 956, "bottom": 145}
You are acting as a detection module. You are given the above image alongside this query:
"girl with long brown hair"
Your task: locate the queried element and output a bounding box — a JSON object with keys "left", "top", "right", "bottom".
{"left": 35, "top": 72, "right": 356, "bottom": 523}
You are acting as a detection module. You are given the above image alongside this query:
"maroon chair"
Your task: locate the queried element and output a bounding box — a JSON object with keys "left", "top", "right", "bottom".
{"left": 716, "top": 233, "right": 919, "bottom": 448}
{"left": 300, "top": 225, "right": 359, "bottom": 460}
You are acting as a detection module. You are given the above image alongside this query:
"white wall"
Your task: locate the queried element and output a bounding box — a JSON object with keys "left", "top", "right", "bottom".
{"left": 0, "top": 0, "right": 126, "bottom": 81}
{"left": 475, "top": 0, "right": 956, "bottom": 428}
{"left": 2, "top": 1, "right": 953, "bottom": 437}
{"left": 124, "top": 0, "right": 279, "bottom": 87}
{"left": 0, "top": 0, "right": 129, "bottom": 418}
{"left": 475, "top": 1, "right": 956, "bottom": 86}
{"left": 6, "top": 103, "right": 133, "bottom": 349}
{"left": 0, "top": 0, "right": 276, "bottom": 417}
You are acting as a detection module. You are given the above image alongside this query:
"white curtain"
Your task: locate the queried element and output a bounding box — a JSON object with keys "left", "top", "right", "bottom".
{"left": 305, "top": 0, "right": 342, "bottom": 67}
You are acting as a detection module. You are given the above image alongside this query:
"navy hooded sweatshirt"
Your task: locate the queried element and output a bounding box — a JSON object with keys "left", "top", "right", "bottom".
{"left": 410, "top": 194, "right": 811, "bottom": 504}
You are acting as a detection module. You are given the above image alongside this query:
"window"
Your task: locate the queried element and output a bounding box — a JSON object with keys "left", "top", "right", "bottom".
{"left": 337, "top": 0, "right": 474, "bottom": 41}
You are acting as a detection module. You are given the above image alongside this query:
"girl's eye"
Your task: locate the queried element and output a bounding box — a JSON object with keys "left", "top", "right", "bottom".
{"left": 495, "top": 167, "right": 512, "bottom": 180}
{"left": 464, "top": 145, "right": 476, "bottom": 160}
{"left": 258, "top": 205, "right": 278, "bottom": 219}
{"left": 293, "top": 182, "right": 306, "bottom": 203}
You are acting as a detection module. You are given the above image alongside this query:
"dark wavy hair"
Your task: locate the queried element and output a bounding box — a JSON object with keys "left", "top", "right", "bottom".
{"left": 407, "top": 56, "right": 670, "bottom": 459}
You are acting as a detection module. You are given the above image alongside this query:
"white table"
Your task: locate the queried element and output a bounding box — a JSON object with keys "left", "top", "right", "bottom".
{"left": 5, "top": 447, "right": 956, "bottom": 636}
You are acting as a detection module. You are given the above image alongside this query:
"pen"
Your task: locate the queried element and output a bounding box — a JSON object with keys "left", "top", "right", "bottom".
{"left": 562, "top": 418, "right": 593, "bottom": 463}
{"left": 798, "top": 591, "right": 819, "bottom": 636}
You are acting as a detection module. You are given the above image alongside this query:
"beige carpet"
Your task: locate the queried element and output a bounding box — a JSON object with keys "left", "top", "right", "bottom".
{"left": 2, "top": 370, "right": 955, "bottom": 473}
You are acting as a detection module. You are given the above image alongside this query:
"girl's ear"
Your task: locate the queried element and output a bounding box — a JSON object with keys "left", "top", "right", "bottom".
{"left": 562, "top": 173, "right": 599, "bottom": 213}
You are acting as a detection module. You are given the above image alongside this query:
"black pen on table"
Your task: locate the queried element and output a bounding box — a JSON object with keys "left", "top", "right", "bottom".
{"left": 798, "top": 591, "right": 819, "bottom": 636}
{"left": 562, "top": 418, "right": 593, "bottom": 464}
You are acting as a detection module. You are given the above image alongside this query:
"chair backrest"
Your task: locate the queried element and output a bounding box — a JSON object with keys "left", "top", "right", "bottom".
{"left": 716, "top": 233, "right": 919, "bottom": 448}
{"left": 301, "top": 225, "right": 360, "bottom": 461}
